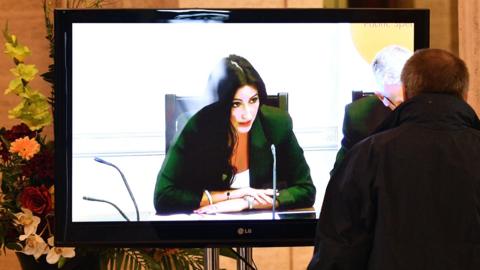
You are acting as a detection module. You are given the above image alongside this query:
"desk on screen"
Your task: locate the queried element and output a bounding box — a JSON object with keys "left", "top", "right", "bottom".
{"left": 75, "top": 208, "right": 317, "bottom": 222}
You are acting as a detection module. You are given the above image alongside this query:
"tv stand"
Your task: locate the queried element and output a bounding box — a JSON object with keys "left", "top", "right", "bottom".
{"left": 204, "top": 247, "right": 253, "bottom": 270}
{"left": 236, "top": 247, "right": 253, "bottom": 270}
{"left": 204, "top": 248, "right": 220, "bottom": 270}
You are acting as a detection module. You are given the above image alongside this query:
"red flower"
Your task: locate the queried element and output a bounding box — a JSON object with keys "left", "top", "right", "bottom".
{"left": 19, "top": 185, "right": 53, "bottom": 216}
{"left": 3, "top": 123, "right": 37, "bottom": 141}
{"left": 22, "top": 142, "right": 55, "bottom": 186}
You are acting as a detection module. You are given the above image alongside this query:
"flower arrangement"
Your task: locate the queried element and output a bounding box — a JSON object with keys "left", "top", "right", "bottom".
{"left": 0, "top": 25, "right": 75, "bottom": 266}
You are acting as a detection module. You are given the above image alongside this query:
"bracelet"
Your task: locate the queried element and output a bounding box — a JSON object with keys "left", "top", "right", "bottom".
{"left": 205, "top": 190, "right": 213, "bottom": 205}
{"left": 244, "top": 196, "right": 254, "bottom": 210}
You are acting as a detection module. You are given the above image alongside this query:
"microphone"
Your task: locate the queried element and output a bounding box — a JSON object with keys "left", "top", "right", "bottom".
{"left": 271, "top": 145, "right": 277, "bottom": 220}
{"left": 82, "top": 196, "right": 130, "bottom": 221}
{"left": 383, "top": 96, "right": 398, "bottom": 109}
{"left": 93, "top": 157, "right": 140, "bottom": 221}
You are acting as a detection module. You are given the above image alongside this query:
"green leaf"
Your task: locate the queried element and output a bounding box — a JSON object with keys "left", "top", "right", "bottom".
{"left": 220, "top": 247, "right": 238, "bottom": 259}
{"left": 58, "top": 256, "right": 66, "bottom": 268}
{"left": 5, "top": 242, "right": 22, "bottom": 251}
{"left": 115, "top": 248, "right": 124, "bottom": 270}
{"left": 126, "top": 252, "right": 132, "bottom": 269}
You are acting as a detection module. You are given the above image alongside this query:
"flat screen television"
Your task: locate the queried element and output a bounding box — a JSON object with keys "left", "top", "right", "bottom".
{"left": 54, "top": 8, "right": 429, "bottom": 246}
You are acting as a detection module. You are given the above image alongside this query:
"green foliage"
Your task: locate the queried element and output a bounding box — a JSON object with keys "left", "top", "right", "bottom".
{"left": 98, "top": 248, "right": 205, "bottom": 270}
{"left": 41, "top": 0, "right": 55, "bottom": 108}
{"left": 2, "top": 24, "right": 52, "bottom": 130}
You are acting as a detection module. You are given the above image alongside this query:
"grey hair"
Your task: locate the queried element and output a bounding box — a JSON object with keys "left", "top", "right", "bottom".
{"left": 372, "top": 45, "right": 413, "bottom": 88}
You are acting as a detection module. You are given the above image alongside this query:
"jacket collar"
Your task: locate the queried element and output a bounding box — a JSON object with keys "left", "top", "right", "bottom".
{"left": 249, "top": 108, "right": 269, "bottom": 148}
{"left": 248, "top": 107, "right": 272, "bottom": 186}
{"left": 374, "top": 93, "right": 480, "bottom": 134}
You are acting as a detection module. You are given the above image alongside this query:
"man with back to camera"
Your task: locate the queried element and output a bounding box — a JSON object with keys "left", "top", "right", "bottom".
{"left": 308, "top": 48, "right": 480, "bottom": 269}
{"left": 332, "top": 45, "right": 412, "bottom": 173}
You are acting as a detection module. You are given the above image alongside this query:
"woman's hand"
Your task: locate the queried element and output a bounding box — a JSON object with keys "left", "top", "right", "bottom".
{"left": 194, "top": 198, "right": 248, "bottom": 214}
{"left": 195, "top": 193, "right": 279, "bottom": 214}
{"left": 229, "top": 187, "right": 276, "bottom": 205}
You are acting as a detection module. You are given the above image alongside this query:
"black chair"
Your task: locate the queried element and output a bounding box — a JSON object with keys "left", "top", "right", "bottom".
{"left": 165, "top": 92, "right": 288, "bottom": 152}
{"left": 352, "top": 90, "right": 375, "bottom": 102}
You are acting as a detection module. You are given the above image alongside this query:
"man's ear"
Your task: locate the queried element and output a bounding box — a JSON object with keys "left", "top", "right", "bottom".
{"left": 402, "top": 84, "right": 408, "bottom": 100}
{"left": 462, "top": 89, "right": 468, "bottom": 101}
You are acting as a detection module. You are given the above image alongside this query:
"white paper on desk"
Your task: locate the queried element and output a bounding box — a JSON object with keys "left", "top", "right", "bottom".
{"left": 148, "top": 212, "right": 280, "bottom": 221}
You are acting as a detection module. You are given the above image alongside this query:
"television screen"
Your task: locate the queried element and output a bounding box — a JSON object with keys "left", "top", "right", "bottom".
{"left": 55, "top": 8, "right": 429, "bottom": 246}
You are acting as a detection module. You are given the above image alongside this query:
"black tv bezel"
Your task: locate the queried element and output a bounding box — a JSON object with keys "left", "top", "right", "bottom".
{"left": 54, "top": 8, "right": 429, "bottom": 247}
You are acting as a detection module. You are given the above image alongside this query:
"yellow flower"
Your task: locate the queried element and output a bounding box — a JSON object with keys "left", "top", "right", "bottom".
{"left": 8, "top": 90, "right": 52, "bottom": 130}
{"left": 10, "top": 63, "right": 38, "bottom": 82}
{"left": 5, "top": 77, "right": 23, "bottom": 95}
{"left": 46, "top": 236, "right": 75, "bottom": 264}
{"left": 4, "top": 39, "right": 31, "bottom": 62}
{"left": 9, "top": 136, "right": 40, "bottom": 160}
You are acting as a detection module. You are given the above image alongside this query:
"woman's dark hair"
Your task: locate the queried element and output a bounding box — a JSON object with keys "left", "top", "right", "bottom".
{"left": 206, "top": 54, "right": 267, "bottom": 185}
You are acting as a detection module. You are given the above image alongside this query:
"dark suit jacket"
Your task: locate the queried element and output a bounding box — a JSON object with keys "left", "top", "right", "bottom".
{"left": 154, "top": 103, "right": 316, "bottom": 214}
{"left": 309, "top": 94, "right": 480, "bottom": 270}
{"left": 331, "top": 95, "right": 391, "bottom": 173}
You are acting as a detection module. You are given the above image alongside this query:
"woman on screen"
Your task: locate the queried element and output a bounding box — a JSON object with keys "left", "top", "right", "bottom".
{"left": 153, "top": 54, "right": 315, "bottom": 214}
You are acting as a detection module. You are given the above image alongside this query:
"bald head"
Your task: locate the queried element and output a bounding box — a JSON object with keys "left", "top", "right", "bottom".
{"left": 401, "top": 48, "right": 469, "bottom": 100}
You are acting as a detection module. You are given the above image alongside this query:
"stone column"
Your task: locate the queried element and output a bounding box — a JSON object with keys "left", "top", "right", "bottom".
{"left": 458, "top": 1, "right": 480, "bottom": 114}
{"left": 414, "top": 0, "right": 458, "bottom": 54}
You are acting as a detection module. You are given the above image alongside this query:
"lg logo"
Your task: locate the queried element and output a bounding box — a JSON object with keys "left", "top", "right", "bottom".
{"left": 237, "top": 227, "right": 252, "bottom": 235}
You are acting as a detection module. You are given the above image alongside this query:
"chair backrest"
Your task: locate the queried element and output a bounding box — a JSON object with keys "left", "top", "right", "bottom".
{"left": 165, "top": 92, "right": 288, "bottom": 152}
{"left": 352, "top": 90, "right": 375, "bottom": 102}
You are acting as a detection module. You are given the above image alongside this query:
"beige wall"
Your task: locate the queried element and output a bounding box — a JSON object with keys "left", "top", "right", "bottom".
{"left": 414, "top": 0, "right": 458, "bottom": 55}
{"left": 459, "top": 1, "right": 480, "bottom": 115}
{"left": 178, "top": 0, "right": 323, "bottom": 8}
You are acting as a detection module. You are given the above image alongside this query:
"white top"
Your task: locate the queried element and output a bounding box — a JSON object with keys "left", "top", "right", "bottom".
{"left": 230, "top": 169, "right": 250, "bottom": 189}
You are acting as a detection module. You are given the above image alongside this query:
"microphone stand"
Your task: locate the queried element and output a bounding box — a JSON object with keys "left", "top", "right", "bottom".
{"left": 271, "top": 145, "right": 277, "bottom": 220}
{"left": 82, "top": 196, "right": 130, "bottom": 221}
{"left": 204, "top": 248, "right": 220, "bottom": 270}
{"left": 93, "top": 157, "right": 140, "bottom": 221}
{"left": 226, "top": 145, "right": 278, "bottom": 269}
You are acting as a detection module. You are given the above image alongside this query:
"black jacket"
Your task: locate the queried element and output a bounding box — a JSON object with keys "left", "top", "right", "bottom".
{"left": 332, "top": 95, "right": 391, "bottom": 174}
{"left": 309, "top": 93, "right": 480, "bottom": 270}
{"left": 154, "top": 103, "right": 315, "bottom": 214}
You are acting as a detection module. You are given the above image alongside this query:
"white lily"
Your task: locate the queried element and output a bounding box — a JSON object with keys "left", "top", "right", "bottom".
{"left": 46, "top": 236, "right": 75, "bottom": 264}
{"left": 15, "top": 208, "right": 41, "bottom": 237}
{"left": 21, "top": 234, "right": 49, "bottom": 259}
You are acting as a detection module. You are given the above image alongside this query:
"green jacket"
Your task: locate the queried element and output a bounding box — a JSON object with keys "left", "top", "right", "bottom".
{"left": 154, "top": 103, "right": 315, "bottom": 214}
